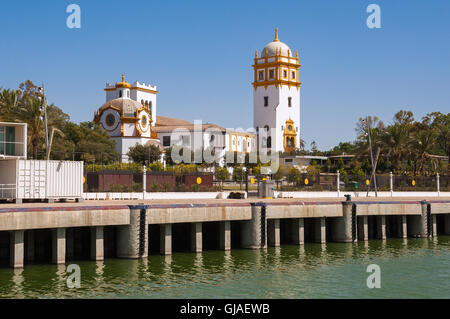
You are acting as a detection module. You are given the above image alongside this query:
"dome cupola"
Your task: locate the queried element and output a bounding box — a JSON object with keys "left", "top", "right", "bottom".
{"left": 260, "top": 28, "right": 292, "bottom": 58}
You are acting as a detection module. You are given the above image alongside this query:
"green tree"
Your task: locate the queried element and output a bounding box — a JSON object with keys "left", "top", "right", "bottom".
{"left": 273, "top": 165, "right": 286, "bottom": 190}
{"left": 331, "top": 142, "right": 357, "bottom": 155}
{"left": 215, "top": 166, "right": 230, "bottom": 189}
{"left": 127, "top": 144, "right": 162, "bottom": 165}
{"left": 286, "top": 166, "right": 301, "bottom": 186}
{"left": 67, "top": 122, "right": 118, "bottom": 164}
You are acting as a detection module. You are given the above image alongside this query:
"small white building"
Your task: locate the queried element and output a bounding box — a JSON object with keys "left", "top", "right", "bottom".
{"left": 253, "top": 28, "right": 301, "bottom": 153}
{"left": 0, "top": 122, "right": 83, "bottom": 202}
{"left": 154, "top": 116, "right": 256, "bottom": 166}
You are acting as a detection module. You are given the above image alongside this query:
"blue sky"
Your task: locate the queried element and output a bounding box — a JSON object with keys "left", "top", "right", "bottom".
{"left": 1, "top": 0, "right": 449, "bottom": 150}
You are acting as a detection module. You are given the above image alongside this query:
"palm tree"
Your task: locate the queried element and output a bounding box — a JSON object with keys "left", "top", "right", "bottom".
{"left": 19, "top": 97, "right": 44, "bottom": 159}
{"left": 410, "top": 125, "right": 436, "bottom": 175}
{"left": 0, "top": 89, "right": 19, "bottom": 122}
{"left": 381, "top": 124, "right": 411, "bottom": 173}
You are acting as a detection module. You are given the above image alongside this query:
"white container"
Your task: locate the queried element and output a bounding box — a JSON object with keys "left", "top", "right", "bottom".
{"left": 0, "top": 159, "right": 83, "bottom": 200}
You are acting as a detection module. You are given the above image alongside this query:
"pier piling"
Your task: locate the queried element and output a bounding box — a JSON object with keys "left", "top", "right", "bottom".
{"left": 190, "top": 223, "right": 202, "bottom": 253}
{"left": 242, "top": 203, "right": 266, "bottom": 249}
{"left": 291, "top": 218, "right": 304, "bottom": 245}
{"left": 10, "top": 230, "right": 24, "bottom": 268}
{"left": 52, "top": 228, "right": 66, "bottom": 264}
{"left": 219, "top": 221, "right": 231, "bottom": 250}
{"left": 357, "top": 216, "right": 369, "bottom": 241}
{"left": 314, "top": 218, "right": 326, "bottom": 244}
{"left": 160, "top": 224, "right": 172, "bottom": 255}
{"left": 117, "top": 208, "right": 148, "bottom": 258}
{"left": 90, "top": 226, "right": 104, "bottom": 261}
{"left": 376, "top": 216, "right": 387, "bottom": 240}
{"left": 268, "top": 219, "right": 280, "bottom": 247}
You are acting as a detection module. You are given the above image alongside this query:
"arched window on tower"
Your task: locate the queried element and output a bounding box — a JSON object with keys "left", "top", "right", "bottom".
{"left": 119, "top": 90, "right": 122, "bottom": 98}
{"left": 267, "top": 136, "right": 272, "bottom": 148}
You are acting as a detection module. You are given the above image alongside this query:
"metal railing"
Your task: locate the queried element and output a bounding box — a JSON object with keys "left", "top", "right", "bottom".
{"left": 0, "top": 184, "right": 16, "bottom": 199}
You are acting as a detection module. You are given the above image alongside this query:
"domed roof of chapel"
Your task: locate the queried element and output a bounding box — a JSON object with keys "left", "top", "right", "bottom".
{"left": 99, "top": 98, "right": 143, "bottom": 115}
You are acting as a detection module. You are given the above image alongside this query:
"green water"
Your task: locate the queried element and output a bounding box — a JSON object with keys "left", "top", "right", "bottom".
{"left": 1, "top": 237, "right": 449, "bottom": 299}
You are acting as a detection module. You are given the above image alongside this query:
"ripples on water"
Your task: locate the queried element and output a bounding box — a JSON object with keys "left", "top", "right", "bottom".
{"left": 0, "top": 237, "right": 449, "bottom": 299}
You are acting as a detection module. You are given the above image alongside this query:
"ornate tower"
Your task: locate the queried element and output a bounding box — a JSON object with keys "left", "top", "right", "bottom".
{"left": 252, "top": 28, "right": 301, "bottom": 153}
{"left": 94, "top": 74, "right": 160, "bottom": 162}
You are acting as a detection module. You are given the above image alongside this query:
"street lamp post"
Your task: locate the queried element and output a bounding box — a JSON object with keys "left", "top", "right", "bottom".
{"left": 39, "top": 84, "right": 49, "bottom": 159}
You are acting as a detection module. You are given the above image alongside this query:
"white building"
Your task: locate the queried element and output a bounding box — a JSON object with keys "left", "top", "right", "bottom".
{"left": 253, "top": 28, "right": 301, "bottom": 153}
{"left": 154, "top": 116, "right": 256, "bottom": 166}
{"left": 94, "top": 74, "right": 161, "bottom": 162}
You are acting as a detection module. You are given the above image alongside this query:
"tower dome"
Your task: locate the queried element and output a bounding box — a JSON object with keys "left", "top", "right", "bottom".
{"left": 260, "top": 28, "right": 292, "bottom": 57}
{"left": 115, "top": 73, "right": 131, "bottom": 89}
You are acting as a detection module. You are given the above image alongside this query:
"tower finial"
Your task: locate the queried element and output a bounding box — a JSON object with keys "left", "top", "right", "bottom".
{"left": 274, "top": 27, "right": 279, "bottom": 42}
{"left": 122, "top": 73, "right": 125, "bottom": 82}
{"left": 255, "top": 50, "right": 258, "bottom": 58}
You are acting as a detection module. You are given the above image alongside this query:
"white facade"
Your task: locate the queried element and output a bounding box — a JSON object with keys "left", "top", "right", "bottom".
{"left": 253, "top": 29, "right": 301, "bottom": 153}
{"left": 105, "top": 79, "right": 158, "bottom": 127}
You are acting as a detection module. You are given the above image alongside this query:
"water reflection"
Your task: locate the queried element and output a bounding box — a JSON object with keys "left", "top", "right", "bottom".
{"left": 0, "top": 236, "right": 449, "bottom": 298}
{"left": 12, "top": 268, "right": 24, "bottom": 298}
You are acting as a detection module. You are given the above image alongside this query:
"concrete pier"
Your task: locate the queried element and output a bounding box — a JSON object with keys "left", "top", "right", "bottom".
{"left": 117, "top": 208, "right": 148, "bottom": 258}
{"left": 190, "top": 222, "right": 202, "bottom": 253}
{"left": 160, "top": 224, "right": 172, "bottom": 255}
{"left": 314, "top": 217, "right": 326, "bottom": 244}
{"left": 291, "top": 218, "right": 304, "bottom": 245}
{"left": 331, "top": 202, "right": 354, "bottom": 242}
{"left": 219, "top": 221, "right": 231, "bottom": 250}
{"left": 1, "top": 198, "right": 450, "bottom": 268}
{"left": 268, "top": 219, "right": 280, "bottom": 247}
{"left": 52, "top": 228, "right": 66, "bottom": 264}
{"left": 377, "top": 216, "right": 387, "bottom": 240}
{"left": 408, "top": 201, "right": 429, "bottom": 237}
{"left": 10, "top": 230, "right": 24, "bottom": 268}
{"left": 90, "top": 226, "right": 104, "bottom": 261}
{"left": 241, "top": 204, "right": 266, "bottom": 249}
{"left": 358, "top": 216, "right": 368, "bottom": 241}
{"left": 432, "top": 215, "right": 437, "bottom": 237}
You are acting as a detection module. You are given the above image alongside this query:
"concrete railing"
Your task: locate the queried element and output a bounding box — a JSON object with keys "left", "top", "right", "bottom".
{"left": 83, "top": 191, "right": 241, "bottom": 200}
{"left": 275, "top": 191, "right": 450, "bottom": 198}
{"left": 82, "top": 191, "right": 450, "bottom": 201}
